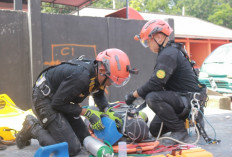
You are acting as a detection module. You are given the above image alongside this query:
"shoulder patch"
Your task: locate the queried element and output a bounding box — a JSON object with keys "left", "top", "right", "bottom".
{"left": 156, "top": 70, "right": 166, "bottom": 79}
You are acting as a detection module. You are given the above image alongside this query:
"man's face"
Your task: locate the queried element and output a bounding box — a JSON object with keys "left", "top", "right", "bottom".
{"left": 98, "top": 68, "right": 112, "bottom": 86}
{"left": 148, "top": 37, "right": 159, "bottom": 54}
{"left": 147, "top": 33, "right": 166, "bottom": 54}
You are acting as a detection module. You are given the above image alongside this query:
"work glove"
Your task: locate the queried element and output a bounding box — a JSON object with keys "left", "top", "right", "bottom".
{"left": 84, "top": 109, "right": 104, "bottom": 131}
{"left": 104, "top": 107, "right": 123, "bottom": 129}
{"left": 125, "top": 92, "right": 136, "bottom": 105}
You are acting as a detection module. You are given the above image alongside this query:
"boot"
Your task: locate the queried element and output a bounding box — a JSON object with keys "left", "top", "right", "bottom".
{"left": 16, "top": 114, "right": 41, "bottom": 149}
{"left": 0, "top": 143, "right": 7, "bottom": 151}
{"left": 161, "top": 130, "right": 188, "bottom": 146}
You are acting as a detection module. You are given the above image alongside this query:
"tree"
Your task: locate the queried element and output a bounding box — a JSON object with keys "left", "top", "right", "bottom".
{"left": 91, "top": 0, "right": 114, "bottom": 9}
{"left": 143, "top": 0, "right": 173, "bottom": 14}
{"left": 129, "top": 0, "right": 145, "bottom": 12}
{"left": 91, "top": 0, "right": 125, "bottom": 9}
{"left": 208, "top": 3, "right": 232, "bottom": 28}
{"left": 41, "top": 2, "right": 75, "bottom": 14}
{"left": 172, "top": 0, "right": 215, "bottom": 19}
{"left": 41, "top": 0, "right": 232, "bottom": 29}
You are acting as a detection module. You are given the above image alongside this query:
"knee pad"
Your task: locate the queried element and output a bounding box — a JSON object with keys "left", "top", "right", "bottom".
{"left": 36, "top": 107, "right": 57, "bottom": 128}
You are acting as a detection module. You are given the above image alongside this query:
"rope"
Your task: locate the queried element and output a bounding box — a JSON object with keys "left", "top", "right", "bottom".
{"left": 157, "top": 93, "right": 202, "bottom": 145}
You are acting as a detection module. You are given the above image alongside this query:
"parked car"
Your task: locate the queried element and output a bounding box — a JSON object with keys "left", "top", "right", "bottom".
{"left": 199, "top": 43, "right": 232, "bottom": 94}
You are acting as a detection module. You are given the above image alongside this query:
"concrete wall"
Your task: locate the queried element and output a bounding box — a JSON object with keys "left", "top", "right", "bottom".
{"left": 0, "top": 10, "right": 31, "bottom": 109}
{"left": 0, "top": 9, "right": 157, "bottom": 109}
{"left": 40, "top": 14, "right": 156, "bottom": 103}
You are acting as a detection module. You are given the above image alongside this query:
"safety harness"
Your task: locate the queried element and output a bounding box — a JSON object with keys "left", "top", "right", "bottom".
{"left": 170, "top": 42, "right": 198, "bottom": 76}
{"left": 170, "top": 42, "right": 220, "bottom": 144}
{"left": 34, "top": 56, "right": 97, "bottom": 98}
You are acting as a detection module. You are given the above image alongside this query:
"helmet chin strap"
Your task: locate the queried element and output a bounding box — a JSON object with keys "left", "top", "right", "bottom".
{"left": 101, "top": 76, "right": 108, "bottom": 86}
{"left": 153, "top": 35, "right": 167, "bottom": 52}
{"left": 96, "top": 61, "right": 108, "bottom": 86}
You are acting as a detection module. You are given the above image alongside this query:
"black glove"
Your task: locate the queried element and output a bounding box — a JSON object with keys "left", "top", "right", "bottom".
{"left": 125, "top": 92, "right": 136, "bottom": 105}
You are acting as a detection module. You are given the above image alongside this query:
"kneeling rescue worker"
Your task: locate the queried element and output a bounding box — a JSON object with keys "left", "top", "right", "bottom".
{"left": 16, "top": 48, "right": 136, "bottom": 156}
{"left": 125, "top": 19, "right": 207, "bottom": 145}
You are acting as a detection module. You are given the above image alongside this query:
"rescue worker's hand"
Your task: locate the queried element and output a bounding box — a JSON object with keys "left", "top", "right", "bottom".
{"left": 104, "top": 107, "right": 123, "bottom": 129}
{"left": 84, "top": 109, "right": 104, "bottom": 130}
{"left": 125, "top": 92, "right": 136, "bottom": 105}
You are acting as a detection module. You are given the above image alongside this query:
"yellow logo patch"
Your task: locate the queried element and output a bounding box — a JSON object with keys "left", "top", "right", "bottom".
{"left": 156, "top": 70, "right": 166, "bottom": 79}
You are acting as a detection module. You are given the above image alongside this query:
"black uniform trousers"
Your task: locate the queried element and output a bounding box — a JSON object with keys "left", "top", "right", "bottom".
{"left": 32, "top": 87, "right": 90, "bottom": 156}
{"left": 145, "top": 91, "right": 187, "bottom": 137}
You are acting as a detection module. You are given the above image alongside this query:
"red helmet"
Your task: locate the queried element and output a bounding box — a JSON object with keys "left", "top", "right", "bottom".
{"left": 134, "top": 19, "right": 173, "bottom": 48}
{"left": 96, "top": 48, "right": 131, "bottom": 87}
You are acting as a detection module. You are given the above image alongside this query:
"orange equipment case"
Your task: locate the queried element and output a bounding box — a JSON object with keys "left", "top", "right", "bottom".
{"left": 152, "top": 148, "right": 213, "bottom": 157}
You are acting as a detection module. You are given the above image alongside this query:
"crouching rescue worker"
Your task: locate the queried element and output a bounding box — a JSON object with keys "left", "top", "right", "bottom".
{"left": 125, "top": 19, "right": 207, "bottom": 145}
{"left": 16, "top": 48, "right": 135, "bottom": 156}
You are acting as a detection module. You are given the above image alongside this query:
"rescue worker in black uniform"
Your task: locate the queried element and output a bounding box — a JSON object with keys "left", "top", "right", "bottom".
{"left": 125, "top": 19, "right": 207, "bottom": 145}
{"left": 16, "top": 48, "right": 135, "bottom": 156}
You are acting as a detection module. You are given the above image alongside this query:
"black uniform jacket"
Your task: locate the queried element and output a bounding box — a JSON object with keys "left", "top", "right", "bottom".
{"left": 44, "top": 60, "right": 108, "bottom": 116}
{"left": 137, "top": 43, "right": 201, "bottom": 99}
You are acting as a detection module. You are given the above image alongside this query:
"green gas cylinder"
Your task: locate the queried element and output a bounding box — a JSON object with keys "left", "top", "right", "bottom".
{"left": 83, "top": 136, "right": 114, "bottom": 157}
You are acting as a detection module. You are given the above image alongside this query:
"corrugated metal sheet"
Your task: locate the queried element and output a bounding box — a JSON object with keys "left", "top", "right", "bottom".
{"left": 42, "top": 0, "right": 98, "bottom": 9}
{"left": 0, "top": 0, "right": 98, "bottom": 10}
{"left": 42, "top": 0, "right": 97, "bottom": 9}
